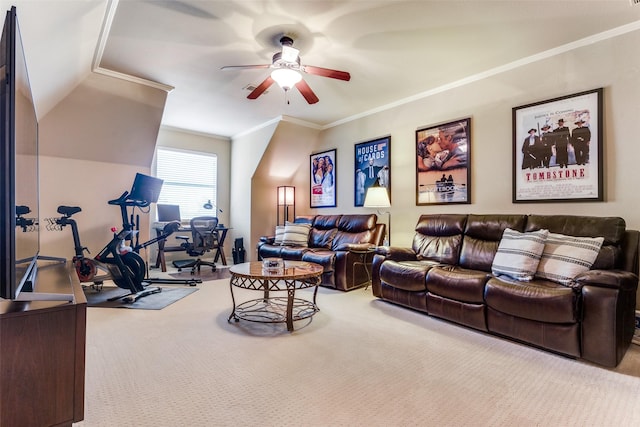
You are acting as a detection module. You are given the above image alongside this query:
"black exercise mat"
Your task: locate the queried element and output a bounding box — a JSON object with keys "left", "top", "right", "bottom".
{"left": 84, "top": 286, "right": 198, "bottom": 309}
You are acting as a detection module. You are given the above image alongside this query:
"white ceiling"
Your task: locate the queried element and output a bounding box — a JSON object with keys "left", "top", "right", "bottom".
{"left": 14, "top": 0, "right": 640, "bottom": 138}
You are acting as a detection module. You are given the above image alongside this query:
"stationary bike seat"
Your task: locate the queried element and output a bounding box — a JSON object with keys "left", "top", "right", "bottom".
{"left": 57, "top": 205, "right": 82, "bottom": 216}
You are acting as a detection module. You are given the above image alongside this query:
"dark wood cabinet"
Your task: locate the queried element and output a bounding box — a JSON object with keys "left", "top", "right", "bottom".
{"left": 0, "top": 262, "right": 86, "bottom": 427}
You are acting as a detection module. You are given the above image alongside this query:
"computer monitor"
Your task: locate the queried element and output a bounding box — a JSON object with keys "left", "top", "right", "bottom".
{"left": 157, "top": 204, "right": 181, "bottom": 222}
{"left": 129, "top": 173, "right": 163, "bottom": 204}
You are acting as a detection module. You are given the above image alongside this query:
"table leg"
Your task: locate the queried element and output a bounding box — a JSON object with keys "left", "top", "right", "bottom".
{"left": 312, "top": 284, "right": 319, "bottom": 308}
{"left": 156, "top": 232, "right": 167, "bottom": 272}
{"left": 215, "top": 229, "right": 228, "bottom": 266}
{"left": 286, "top": 283, "right": 295, "bottom": 332}
{"left": 227, "top": 280, "right": 238, "bottom": 323}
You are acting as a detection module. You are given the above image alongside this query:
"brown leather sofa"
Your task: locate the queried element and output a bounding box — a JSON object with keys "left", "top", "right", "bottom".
{"left": 258, "top": 214, "right": 385, "bottom": 291}
{"left": 371, "top": 214, "right": 639, "bottom": 367}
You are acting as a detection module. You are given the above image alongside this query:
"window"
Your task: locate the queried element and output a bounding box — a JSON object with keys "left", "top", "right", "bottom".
{"left": 155, "top": 148, "right": 217, "bottom": 220}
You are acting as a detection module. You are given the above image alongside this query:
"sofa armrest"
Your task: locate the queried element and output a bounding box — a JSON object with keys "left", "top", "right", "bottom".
{"left": 260, "top": 235, "right": 275, "bottom": 244}
{"left": 333, "top": 242, "right": 375, "bottom": 252}
{"left": 579, "top": 270, "right": 638, "bottom": 367}
{"left": 373, "top": 246, "right": 418, "bottom": 262}
{"left": 574, "top": 269, "right": 639, "bottom": 291}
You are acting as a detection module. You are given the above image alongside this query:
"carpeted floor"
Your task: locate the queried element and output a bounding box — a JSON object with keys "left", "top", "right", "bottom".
{"left": 75, "top": 278, "right": 640, "bottom": 426}
{"left": 167, "top": 266, "right": 231, "bottom": 281}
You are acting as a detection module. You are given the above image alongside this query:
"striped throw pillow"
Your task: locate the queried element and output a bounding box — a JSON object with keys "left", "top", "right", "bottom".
{"left": 281, "top": 222, "right": 311, "bottom": 247}
{"left": 535, "top": 233, "right": 604, "bottom": 285}
{"left": 491, "top": 228, "right": 549, "bottom": 281}
{"left": 274, "top": 225, "right": 285, "bottom": 245}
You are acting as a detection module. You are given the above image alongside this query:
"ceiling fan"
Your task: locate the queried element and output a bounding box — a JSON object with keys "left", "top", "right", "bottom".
{"left": 221, "top": 36, "right": 351, "bottom": 104}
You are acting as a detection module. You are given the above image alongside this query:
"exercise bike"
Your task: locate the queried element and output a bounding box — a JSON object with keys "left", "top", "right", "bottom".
{"left": 54, "top": 190, "right": 197, "bottom": 303}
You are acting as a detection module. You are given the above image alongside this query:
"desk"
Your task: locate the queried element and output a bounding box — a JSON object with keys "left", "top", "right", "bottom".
{"left": 153, "top": 224, "right": 230, "bottom": 272}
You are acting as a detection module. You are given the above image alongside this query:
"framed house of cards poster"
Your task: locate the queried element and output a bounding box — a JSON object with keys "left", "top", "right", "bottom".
{"left": 512, "top": 88, "right": 603, "bottom": 203}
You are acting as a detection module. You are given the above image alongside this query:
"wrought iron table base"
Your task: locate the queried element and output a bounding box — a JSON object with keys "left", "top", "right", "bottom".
{"left": 227, "top": 265, "right": 322, "bottom": 332}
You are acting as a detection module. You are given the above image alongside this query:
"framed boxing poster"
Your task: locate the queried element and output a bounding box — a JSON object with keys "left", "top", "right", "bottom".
{"left": 512, "top": 88, "right": 603, "bottom": 203}
{"left": 416, "top": 118, "right": 471, "bottom": 205}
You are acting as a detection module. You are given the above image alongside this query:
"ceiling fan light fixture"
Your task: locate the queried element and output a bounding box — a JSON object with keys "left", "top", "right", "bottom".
{"left": 271, "top": 68, "right": 302, "bottom": 90}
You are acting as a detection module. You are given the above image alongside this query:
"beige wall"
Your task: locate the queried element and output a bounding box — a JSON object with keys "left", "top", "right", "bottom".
{"left": 39, "top": 157, "right": 150, "bottom": 261}
{"left": 251, "top": 120, "right": 321, "bottom": 247}
{"left": 38, "top": 72, "right": 168, "bottom": 263}
{"left": 39, "top": 73, "right": 167, "bottom": 167}
{"left": 302, "top": 27, "right": 640, "bottom": 246}
{"left": 230, "top": 121, "right": 278, "bottom": 261}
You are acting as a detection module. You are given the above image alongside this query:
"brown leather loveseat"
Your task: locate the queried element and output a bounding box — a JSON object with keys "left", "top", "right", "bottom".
{"left": 371, "top": 214, "right": 639, "bottom": 367}
{"left": 258, "top": 214, "right": 385, "bottom": 291}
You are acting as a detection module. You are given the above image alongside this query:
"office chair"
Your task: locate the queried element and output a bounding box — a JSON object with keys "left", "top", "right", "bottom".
{"left": 173, "top": 216, "right": 219, "bottom": 274}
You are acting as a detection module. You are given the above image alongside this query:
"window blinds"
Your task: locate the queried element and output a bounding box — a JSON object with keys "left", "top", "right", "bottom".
{"left": 156, "top": 148, "right": 218, "bottom": 220}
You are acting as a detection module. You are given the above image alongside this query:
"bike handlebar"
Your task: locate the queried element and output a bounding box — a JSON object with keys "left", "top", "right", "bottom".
{"left": 108, "top": 191, "right": 151, "bottom": 208}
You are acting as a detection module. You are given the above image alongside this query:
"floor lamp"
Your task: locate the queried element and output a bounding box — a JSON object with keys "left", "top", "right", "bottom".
{"left": 277, "top": 186, "right": 295, "bottom": 225}
{"left": 364, "top": 186, "right": 391, "bottom": 245}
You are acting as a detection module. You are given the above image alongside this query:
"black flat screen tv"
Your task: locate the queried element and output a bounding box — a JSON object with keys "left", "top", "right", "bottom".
{"left": 0, "top": 7, "right": 40, "bottom": 300}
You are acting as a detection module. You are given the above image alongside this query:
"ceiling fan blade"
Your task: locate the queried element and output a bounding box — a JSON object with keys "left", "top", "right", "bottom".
{"left": 295, "top": 79, "right": 319, "bottom": 104}
{"left": 221, "top": 64, "right": 271, "bottom": 71}
{"left": 302, "top": 65, "right": 351, "bottom": 81}
{"left": 247, "top": 76, "right": 275, "bottom": 99}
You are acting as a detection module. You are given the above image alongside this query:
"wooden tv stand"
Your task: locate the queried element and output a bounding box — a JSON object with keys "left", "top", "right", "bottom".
{"left": 0, "top": 261, "right": 86, "bottom": 427}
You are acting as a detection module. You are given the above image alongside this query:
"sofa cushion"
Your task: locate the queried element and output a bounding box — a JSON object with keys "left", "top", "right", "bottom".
{"left": 301, "top": 250, "right": 335, "bottom": 272}
{"left": 380, "top": 260, "right": 436, "bottom": 292}
{"left": 459, "top": 214, "right": 528, "bottom": 272}
{"left": 525, "top": 215, "right": 624, "bottom": 270}
{"left": 426, "top": 266, "right": 490, "bottom": 303}
{"left": 333, "top": 230, "right": 375, "bottom": 250}
{"left": 280, "top": 245, "right": 311, "bottom": 259}
{"left": 413, "top": 234, "right": 462, "bottom": 265}
{"left": 337, "top": 214, "right": 377, "bottom": 232}
{"left": 281, "top": 222, "right": 312, "bottom": 247}
{"left": 491, "top": 228, "right": 548, "bottom": 281}
{"left": 313, "top": 215, "right": 342, "bottom": 230}
{"left": 309, "top": 228, "right": 337, "bottom": 249}
{"left": 484, "top": 277, "right": 579, "bottom": 323}
{"left": 412, "top": 214, "right": 466, "bottom": 264}
{"left": 535, "top": 233, "right": 604, "bottom": 285}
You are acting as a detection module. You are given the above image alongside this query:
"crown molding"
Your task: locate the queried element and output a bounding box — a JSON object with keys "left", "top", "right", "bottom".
{"left": 324, "top": 19, "right": 640, "bottom": 130}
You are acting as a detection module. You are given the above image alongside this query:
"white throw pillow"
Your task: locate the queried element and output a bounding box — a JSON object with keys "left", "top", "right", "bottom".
{"left": 281, "top": 222, "right": 311, "bottom": 247}
{"left": 274, "top": 225, "right": 285, "bottom": 245}
{"left": 491, "top": 228, "right": 549, "bottom": 281}
{"left": 535, "top": 232, "right": 604, "bottom": 285}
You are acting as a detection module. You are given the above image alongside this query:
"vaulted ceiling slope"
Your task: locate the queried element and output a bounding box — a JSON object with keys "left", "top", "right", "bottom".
{"left": 12, "top": 1, "right": 640, "bottom": 139}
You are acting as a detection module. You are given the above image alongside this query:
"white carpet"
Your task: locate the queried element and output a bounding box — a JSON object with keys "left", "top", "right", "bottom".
{"left": 75, "top": 279, "right": 640, "bottom": 426}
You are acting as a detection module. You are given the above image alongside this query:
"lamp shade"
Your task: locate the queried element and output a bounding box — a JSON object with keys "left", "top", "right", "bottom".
{"left": 363, "top": 187, "right": 390, "bottom": 208}
{"left": 271, "top": 68, "right": 302, "bottom": 90}
{"left": 277, "top": 186, "right": 295, "bottom": 205}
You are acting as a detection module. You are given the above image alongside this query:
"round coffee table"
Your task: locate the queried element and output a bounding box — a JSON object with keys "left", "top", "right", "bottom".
{"left": 228, "top": 260, "right": 323, "bottom": 331}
